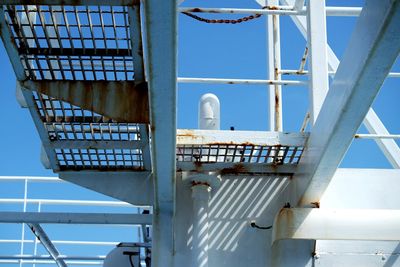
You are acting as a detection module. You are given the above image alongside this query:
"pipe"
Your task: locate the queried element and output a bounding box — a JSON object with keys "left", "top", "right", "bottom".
{"left": 189, "top": 94, "right": 221, "bottom": 267}
{"left": 191, "top": 184, "right": 211, "bottom": 267}
{"left": 198, "top": 93, "right": 220, "bottom": 130}
{"left": 279, "top": 69, "right": 400, "bottom": 78}
{"left": 178, "top": 6, "right": 362, "bottom": 16}
{"left": 178, "top": 77, "right": 306, "bottom": 86}
{"left": 354, "top": 134, "right": 400, "bottom": 139}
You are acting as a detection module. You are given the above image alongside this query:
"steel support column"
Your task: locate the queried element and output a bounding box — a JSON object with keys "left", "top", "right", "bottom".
{"left": 306, "top": 0, "right": 329, "bottom": 125}
{"left": 142, "top": 0, "right": 177, "bottom": 266}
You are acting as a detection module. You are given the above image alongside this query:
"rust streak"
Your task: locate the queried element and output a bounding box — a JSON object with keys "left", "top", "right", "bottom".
{"left": 310, "top": 201, "right": 320, "bottom": 208}
{"left": 24, "top": 80, "right": 149, "bottom": 123}
{"left": 220, "top": 163, "right": 246, "bottom": 175}
{"left": 266, "top": 5, "right": 279, "bottom": 10}
{"left": 206, "top": 141, "right": 256, "bottom": 146}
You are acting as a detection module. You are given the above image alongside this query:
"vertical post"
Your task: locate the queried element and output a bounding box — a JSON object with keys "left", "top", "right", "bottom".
{"left": 19, "top": 179, "right": 28, "bottom": 267}
{"left": 189, "top": 94, "right": 220, "bottom": 267}
{"left": 191, "top": 184, "right": 211, "bottom": 267}
{"left": 307, "top": 0, "right": 329, "bottom": 125}
{"left": 267, "top": 0, "right": 282, "bottom": 131}
{"left": 142, "top": 0, "right": 177, "bottom": 266}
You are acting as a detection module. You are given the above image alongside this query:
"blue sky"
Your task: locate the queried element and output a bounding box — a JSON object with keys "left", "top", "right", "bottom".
{"left": 0, "top": 0, "right": 399, "bottom": 265}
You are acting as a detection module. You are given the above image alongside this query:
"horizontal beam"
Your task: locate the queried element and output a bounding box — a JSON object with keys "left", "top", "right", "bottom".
{"left": 280, "top": 69, "right": 400, "bottom": 78}
{"left": 273, "top": 208, "right": 400, "bottom": 243}
{"left": 0, "top": 176, "right": 59, "bottom": 182}
{"left": 0, "top": 255, "right": 105, "bottom": 261}
{"left": 355, "top": 134, "right": 400, "bottom": 139}
{"left": 0, "top": 239, "right": 150, "bottom": 247}
{"left": 0, "top": 240, "right": 114, "bottom": 245}
{"left": 179, "top": 6, "right": 362, "bottom": 16}
{"left": 0, "top": 212, "right": 152, "bottom": 225}
{"left": 178, "top": 77, "right": 307, "bottom": 86}
{"left": 0, "top": 0, "right": 139, "bottom": 5}
{"left": 0, "top": 260, "right": 102, "bottom": 265}
{"left": 49, "top": 140, "right": 144, "bottom": 149}
{"left": 20, "top": 80, "right": 149, "bottom": 123}
{"left": 177, "top": 162, "right": 297, "bottom": 174}
{"left": 177, "top": 129, "right": 308, "bottom": 147}
{"left": 0, "top": 198, "right": 140, "bottom": 207}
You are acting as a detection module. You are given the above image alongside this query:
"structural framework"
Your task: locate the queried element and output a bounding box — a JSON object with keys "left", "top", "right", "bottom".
{"left": 0, "top": 0, "right": 399, "bottom": 266}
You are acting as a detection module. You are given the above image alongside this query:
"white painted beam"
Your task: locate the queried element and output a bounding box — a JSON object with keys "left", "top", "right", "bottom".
{"left": 27, "top": 224, "right": 67, "bottom": 267}
{"left": 59, "top": 171, "right": 153, "bottom": 206}
{"left": 293, "top": 0, "right": 305, "bottom": 11}
{"left": 306, "top": 0, "right": 329, "bottom": 125}
{"left": 281, "top": 0, "right": 400, "bottom": 169}
{"left": 296, "top": 0, "right": 400, "bottom": 206}
{"left": 143, "top": 0, "right": 177, "bottom": 266}
{"left": 0, "top": 212, "right": 152, "bottom": 225}
{"left": 177, "top": 162, "right": 297, "bottom": 174}
{"left": 273, "top": 208, "right": 400, "bottom": 243}
{"left": 176, "top": 130, "right": 308, "bottom": 147}
{"left": 180, "top": 6, "right": 362, "bottom": 16}
{"left": 267, "top": 0, "right": 282, "bottom": 131}
{"left": 363, "top": 109, "right": 400, "bottom": 167}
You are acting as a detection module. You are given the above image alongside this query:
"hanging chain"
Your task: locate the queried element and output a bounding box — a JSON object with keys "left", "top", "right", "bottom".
{"left": 181, "top": 7, "right": 268, "bottom": 24}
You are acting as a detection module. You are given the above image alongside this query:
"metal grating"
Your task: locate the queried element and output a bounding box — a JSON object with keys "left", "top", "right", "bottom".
{"left": 29, "top": 90, "right": 147, "bottom": 171}
{"left": 55, "top": 148, "right": 143, "bottom": 170}
{"left": 0, "top": 2, "right": 148, "bottom": 172}
{"left": 4, "top": 5, "right": 134, "bottom": 81}
{"left": 34, "top": 91, "right": 106, "bottom": 123}
{"left": 176, "top": 145, "right": 304, "bottom": 165}
{"left": 45, "top": 122, "right": 141, "bottom": 141}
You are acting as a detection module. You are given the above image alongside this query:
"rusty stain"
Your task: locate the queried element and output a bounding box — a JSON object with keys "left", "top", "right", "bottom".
{"left": 220, "top": 163, "right": 246, "bottom": 175}
{"left": 266, "top": 5, "right": 279, "bottom": 10}
{"left": 274, "top": 94, "right": 280, "bottom": 107}
{"left": 176, "top": 129, "right": 196, "bottom": 138}
{"left": 186, "top": 7, "right": 220, "bottom": 14}
{"left": 194, "top": 161, "right": 203, "bottom": 172}
{"left": 296, "top": 70, "right": 307, "bottom": 75}
{"left": 191, "top": 181, "right": 210, "bottom": 187}
{"left": 310, "top": 201, "right": 320, "bottom": 208}
{"left": 24, "top": 80, "right": 150, "bottom": 123}
{"left": 206, "top": 141, "right": 256, "bottom": 146}
{"left": 299, "top": 47, "right": 309, "bottom": 72}
{"left": 276, "top": 207, "right": 294, "bottom": 234}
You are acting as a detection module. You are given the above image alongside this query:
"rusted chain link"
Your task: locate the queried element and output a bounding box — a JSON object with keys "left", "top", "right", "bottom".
{"left": 181, "top": 7, "right": 268, "bottom": 24}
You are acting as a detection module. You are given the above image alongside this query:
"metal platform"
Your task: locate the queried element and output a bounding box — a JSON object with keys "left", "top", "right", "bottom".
{"left": 0, "top": 0, "right": 399, "bottom": 266}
